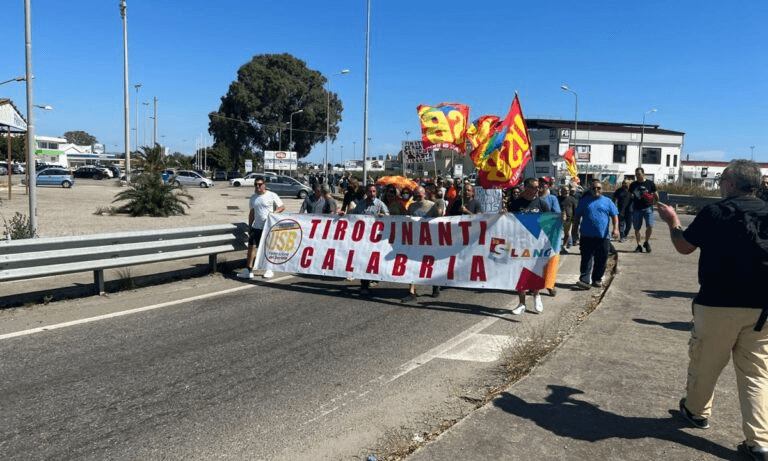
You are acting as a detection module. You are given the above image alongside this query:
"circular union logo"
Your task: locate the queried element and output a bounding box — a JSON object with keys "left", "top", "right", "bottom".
{"left": 265, "top": 219, "right": 302, "bottom": 265}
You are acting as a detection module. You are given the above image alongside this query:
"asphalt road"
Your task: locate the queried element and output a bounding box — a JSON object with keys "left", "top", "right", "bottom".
{"left": 0, "top": 273, "right": 538, "bottom": 460}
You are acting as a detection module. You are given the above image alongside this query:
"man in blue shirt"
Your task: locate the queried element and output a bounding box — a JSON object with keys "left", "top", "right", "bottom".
{"left": 575, "top": 179, "right": 619, "bottom": 289}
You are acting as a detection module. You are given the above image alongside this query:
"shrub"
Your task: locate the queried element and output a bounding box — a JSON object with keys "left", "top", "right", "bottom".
{"left": 2, "top": 212, "right": 37, "bottom": 239}
{"left": 112, "top": 171, "right": 193, "bottom": 217}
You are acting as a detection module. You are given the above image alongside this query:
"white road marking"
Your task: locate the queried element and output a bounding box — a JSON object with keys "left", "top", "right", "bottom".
{"left": 0, "top": 276, "right": 293, "bottom": 341}
{"left": 436, "top": 333, "right": 519, "bottom": 362}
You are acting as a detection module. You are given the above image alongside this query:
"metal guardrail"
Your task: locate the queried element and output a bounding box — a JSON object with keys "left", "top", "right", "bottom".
{"left": 0, "top": 223, "right": 249, "bottom": 295}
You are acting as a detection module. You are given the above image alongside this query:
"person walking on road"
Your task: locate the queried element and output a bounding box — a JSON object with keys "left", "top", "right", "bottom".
{"left": 558, "top": 186, "right": 578, "bottom": 252}
{"left": 340, "top": 183, "right": 389, "bottom": 296}
{"left": 403, "top": 186, "right": 441, "bottom": 301}
{"left": 657, "top": 159, "right": 768, "bottom": 461}
{"left": 574, "top": 179, "right": 619, "bottom": 290}
{"left": 612, "top": 178, "right": 633, "bottom": 242}
{"left": 629, "top": 167, "right": 658, "bottom": 253}
{"left": 506, "top": 177, "right": 551, "bottom": 314}
{"left": 237, "top": 178, "right": 285, "bottom": 280}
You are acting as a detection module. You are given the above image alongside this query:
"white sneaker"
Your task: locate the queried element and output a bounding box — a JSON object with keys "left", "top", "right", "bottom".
{"left": 511, "top": 303, "right": 526, "bottom": 315}
{"left": 263, "top": 269, "right": 274, "bottom": 279}
{"left": 237, "top": 269, "right": 253, "bottom": 279}
{"left": 534, "top": 295, "right": 544, "bottom": 313}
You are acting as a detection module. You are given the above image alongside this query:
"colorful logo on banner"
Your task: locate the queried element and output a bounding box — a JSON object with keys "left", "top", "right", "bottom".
{"left": 417, "top": 103, "right": 470, "bottom": 154}
{"left": 256, "top": 213, "right": 562, "bottom": 292}
{"left": 467, "top": 95, "right": 532, "bottom": 189}
{"left": 264, "top": 219, "right": 303, "bottom": 264}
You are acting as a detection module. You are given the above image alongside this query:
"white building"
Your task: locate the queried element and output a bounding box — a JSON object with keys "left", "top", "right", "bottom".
{"left": 525, "top": 119, "right": 685, "bottom": 186}
{"left": 679, "top": 160, "right": 768, "bottom": 189}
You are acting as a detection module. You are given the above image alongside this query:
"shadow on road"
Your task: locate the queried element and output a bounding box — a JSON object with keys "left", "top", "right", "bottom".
{"left": 493, "top": 385, "right": 735, "bottom": 460}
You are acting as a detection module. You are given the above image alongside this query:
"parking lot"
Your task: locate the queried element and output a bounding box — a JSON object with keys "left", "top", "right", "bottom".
{"left": 0, "top": 178, "right": 303, "bottom": 238}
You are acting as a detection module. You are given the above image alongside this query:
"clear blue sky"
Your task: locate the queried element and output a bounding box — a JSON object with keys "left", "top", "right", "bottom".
{"left": 3, "top": 0, "right": 767, "bottom": 164}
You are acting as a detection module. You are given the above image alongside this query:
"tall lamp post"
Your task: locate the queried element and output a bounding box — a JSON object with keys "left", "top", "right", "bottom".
{"left": 325, "top": 69, "right": 350, "bottom": 179}
{"left": 639, "top": 108, "right": 657, "bottom": 168}
{"left": 0, "top": 76, "right": 25, "bottom": 86}
{"left": 362, "top": 0, "right": 371, "bottom": 185}
{"left": 120, "top": 0, "right": 131, "bottom": 181}
{"left": 750, "top": 145, "right": 755, "bottom": 161}
{"left": 560, "top": 85, "right": 578, "bottom": 186}
{"left": 290, "top": 109, "right": 303, "bottom": 178}
{"left": 23, "top": 0, "right": 39, "bottom": 234}
{"left": 134, "top": 84, "right": 142, "bottom": 152}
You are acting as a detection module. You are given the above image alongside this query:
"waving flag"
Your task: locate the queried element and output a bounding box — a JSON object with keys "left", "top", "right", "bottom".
{"left": 563, "top": 147, "right": 579, "bottom": 182}
{"left": 417, "top": 103, "right": 470, "bottom": 154}
{"left": 467, "top": 115, "right": 501, "bottom": 164}
{"left": 473, "top": 94, "right": 532, "bottom": 189}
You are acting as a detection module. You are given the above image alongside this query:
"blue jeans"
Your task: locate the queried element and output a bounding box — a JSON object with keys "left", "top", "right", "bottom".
{"left": 632, "top": 207, "right": 654, "bottom": 230}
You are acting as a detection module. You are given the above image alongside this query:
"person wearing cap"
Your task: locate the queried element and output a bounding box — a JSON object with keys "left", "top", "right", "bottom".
{"left": 538, "top": 177, "right": 561, "bottom": 214}
{"left": 658, "top": 160, "right": 768, "bottom": 460}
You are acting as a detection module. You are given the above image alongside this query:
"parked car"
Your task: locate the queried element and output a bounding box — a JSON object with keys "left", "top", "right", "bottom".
{"left": 74, "top": 165, "right": 111, "bottom": 180}
{"left": 0, "top": 166, "right": 7, "bottom": 176}
{"left": 169, "top": 169, "right": 214, "bottom": 188}
{"left": 264, "top": 175, "right": 311, "bottom": 198}
{"left": 229, "top": 172, "right": 275, "bottom": 188}
{"left": 12, "top": 163, "right": 25, "bottom": 174}
{"left": 212, "top": 170, "right": 228, "bottom": 181}
{"left": 21, "top": 167, "right": 75, "bottom": 188}
{"left": 226, "top": 170, "right": 243, "bottom": 180}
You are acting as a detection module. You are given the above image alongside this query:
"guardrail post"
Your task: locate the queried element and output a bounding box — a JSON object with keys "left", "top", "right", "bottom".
{"left": 94, "top": 269, "right": 105, "bottom": 295}
{"left": 209, "top": 254, "right": 217, "bottom": 273}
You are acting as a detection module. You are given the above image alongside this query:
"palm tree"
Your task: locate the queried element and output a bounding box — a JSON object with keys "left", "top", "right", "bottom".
{"left": 112, "top": 164, "right": 193, "bottom": 217}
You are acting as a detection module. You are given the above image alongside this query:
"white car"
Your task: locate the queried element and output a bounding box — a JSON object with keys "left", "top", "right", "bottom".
{"left": 169, "top": 170, "right": 214, "bottom": 188}
{"left": 229, "top": 172, "right": 275, "bottom": 187}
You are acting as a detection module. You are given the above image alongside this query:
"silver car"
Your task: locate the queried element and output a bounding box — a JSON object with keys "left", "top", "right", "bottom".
{"left": 169, "top": 170, "right": 213, "bottom": 188}
{"left": 264, "top": 175, "right": 311, "bottom": 198}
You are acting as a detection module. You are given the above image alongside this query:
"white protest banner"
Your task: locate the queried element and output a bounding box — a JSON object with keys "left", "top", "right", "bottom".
{"left": 255, "top": 213, "right": 562, "bottom": 291}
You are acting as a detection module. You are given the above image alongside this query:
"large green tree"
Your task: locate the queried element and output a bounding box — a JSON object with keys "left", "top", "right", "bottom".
{"left": 0, "top": 134, "right": 26, "bottom": 163}
{"left": 63, "top": 130, "right": 97, "bottom": 145}
{"left": 208, "top": 53, "right": 343, "bottom": 168}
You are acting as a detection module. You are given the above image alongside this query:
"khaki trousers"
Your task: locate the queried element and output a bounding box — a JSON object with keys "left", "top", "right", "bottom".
{"left": 686, "top": 303, "right": 768, "bottom": 446}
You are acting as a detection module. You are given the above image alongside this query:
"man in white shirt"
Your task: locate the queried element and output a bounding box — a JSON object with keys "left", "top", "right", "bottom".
{"left": 237, "top": 178, "right": 285, "bottom": 279}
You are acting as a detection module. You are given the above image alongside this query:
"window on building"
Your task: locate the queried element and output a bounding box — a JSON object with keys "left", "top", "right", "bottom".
{"left": 666, "top": 154, "right": 671, "bottom": 167}
{"left": 613, "top": 144, "right": 627, "bottom": 163}
{"left": 642, "top": 148, "right": 661, "bottom": 164}
{"left": 534, "top": 145, "right": 550, "bottom": 162}
{"left": 673, "top": 155, "right": 678, "bottom": 167}
{"left": 575, "top": 145, "right": 591, "bottom": 162}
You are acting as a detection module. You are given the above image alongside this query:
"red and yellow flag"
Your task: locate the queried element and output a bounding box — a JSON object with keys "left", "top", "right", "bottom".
{"left": 417, "top": 103, "right": 470, "bottom": 154}
{"left": 563, "top": 147, "right": 579, "bottom": 182}
{"left": 467, "top": 115, "right": 500, "bottom": 164}
{"left": 473, "top": 95, "right": 532, "bottom": 189}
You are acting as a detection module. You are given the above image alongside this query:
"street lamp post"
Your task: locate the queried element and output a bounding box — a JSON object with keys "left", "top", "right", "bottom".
{"left": 0, "top": 76, "right": 25, "bottom": 86}
{"left": 24, "top": 0, "right": 39, "bottom": 234}
{"left": 142, "top": 101, "right": 149, "bottom": 146}
{"left": 326, "top": 70, "right": 350, "bottom": 180}
{"left": 639, "top": 108, "right": 657, "bottom": 168}
{"left": 134, "top": 84, "right": 142, "bottom": 152}
{"left": 362, "top": 0, "right": 371, "bottom": 185}
{"left": 750, "top": 145, "right": 755, "bottom": 161}
{"left": 289, "top": 109, "right": 303, "bottom": 153}
{"left": 120, "top": 0, "right": 131, "bottom": 181}
{"left": 560, "top": 85, "right": 578, "bottom": 186}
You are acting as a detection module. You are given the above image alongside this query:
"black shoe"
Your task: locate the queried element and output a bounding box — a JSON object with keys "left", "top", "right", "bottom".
{"left": 401, "top": 293, "right": 417, "bottom": 303}
{"left": 575, "top": 280, "right": 591, "bottom": 290}
{"left": 591, "top": 280, "right": 603, "bottom": 288}
{"left": 678, "top": 398, "right": 709, "bottom": 429}
{"left": 634, "top": 245, "right": 643, "bottom": 253}
{"left": 643, "top": 241, "right": 651, "bottom": 253}
{"left": 431, "top": 286, "right": 441, "bottom": 298}
{"left": 739, "top": 441, "right": 768, "bottom": 461}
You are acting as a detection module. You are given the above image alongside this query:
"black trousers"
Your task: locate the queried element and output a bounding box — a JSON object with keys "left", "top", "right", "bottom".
{"left": 579, "top": 236, "right": 611, "bottom": 284}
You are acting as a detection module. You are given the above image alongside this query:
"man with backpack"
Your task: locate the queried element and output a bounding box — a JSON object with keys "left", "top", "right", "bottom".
{"left": 658, "top": 159, "right": 768, "bottom": 461}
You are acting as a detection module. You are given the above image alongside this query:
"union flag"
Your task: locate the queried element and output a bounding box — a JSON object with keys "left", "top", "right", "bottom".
{"left": 417, "top": 103, "right": 470, "bottom": 154}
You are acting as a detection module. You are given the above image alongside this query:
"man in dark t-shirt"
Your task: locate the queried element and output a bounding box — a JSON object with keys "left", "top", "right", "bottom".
{"left": 628, "top": 167, "right": 658, "bottom": 253}
{"left": 448, "top": 183, "right": 482, "bottom": 215}
{"left": 507, "top": 178, "right": 551, "bottom": 213}
{"left": 658, "top": 160, "right": 768, "bottom": 456}
{"left": 612, "top": 178, "right": 632, "bottom": 241}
